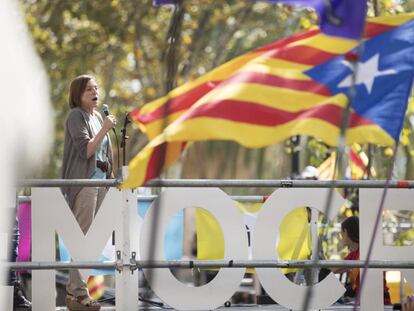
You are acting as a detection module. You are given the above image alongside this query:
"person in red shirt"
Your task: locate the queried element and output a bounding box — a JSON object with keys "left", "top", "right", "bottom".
{"left": 403, "top": 295, "right": 414, "bottom": 311}
{"left": 332, "top": 216, "right": 391, "bottom": 305}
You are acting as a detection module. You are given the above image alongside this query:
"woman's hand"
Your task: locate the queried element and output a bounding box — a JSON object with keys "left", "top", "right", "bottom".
{"left": 86, "top": 114, "right": 117, "bottom": 159}
{"left": 103, "top": 115, "right": 117, "bottom": 131}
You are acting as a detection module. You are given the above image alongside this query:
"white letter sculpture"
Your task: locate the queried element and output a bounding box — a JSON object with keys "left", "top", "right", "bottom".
{"left": 360, "top": 189, "right": 414, "bottom": 310}
{"left": 31, "top": 188, "right": 130, "bottom": 311}
{"left": 140, "top": 188, "right": 248, "bottom": 310}
{"left": 253, "top": 188, "right": 346, "bottom": 310}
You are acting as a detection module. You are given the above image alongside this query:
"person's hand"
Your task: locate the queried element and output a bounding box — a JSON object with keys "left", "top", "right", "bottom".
{"left": 403, "top": 295, "right": 414, "bottom": 311}
{"left": 103, "top": 115, "right": 117, "bottom": 131}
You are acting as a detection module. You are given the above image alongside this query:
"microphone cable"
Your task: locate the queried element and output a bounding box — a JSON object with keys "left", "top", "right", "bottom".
{"left": 121, "top": 113, "right": 131, "bottom": 167}
{"left": 102, "top": 104, "right": 120, "bottom": 172}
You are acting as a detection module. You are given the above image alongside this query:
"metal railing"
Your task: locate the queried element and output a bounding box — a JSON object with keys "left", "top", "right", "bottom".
{"left": 18, "top": 194, "right": 269, "bottom": 203}
{"left": 6, "top": 259, "right": 414, "bottom": 271}
{"left": 18, "top": 178, "right": 414, "bottom": 188}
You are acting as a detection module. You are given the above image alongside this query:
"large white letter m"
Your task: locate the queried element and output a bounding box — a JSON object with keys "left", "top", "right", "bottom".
{"left": 31, "top": 188, "right": 121, "bottom": 311}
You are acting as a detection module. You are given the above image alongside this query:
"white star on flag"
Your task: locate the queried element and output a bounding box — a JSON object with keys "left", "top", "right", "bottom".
{"left": 338, "top": 53, "right": 397, "bottom": 94}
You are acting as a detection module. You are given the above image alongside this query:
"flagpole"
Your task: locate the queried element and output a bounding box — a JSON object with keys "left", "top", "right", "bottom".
{"left": 355, "top": 141, "right": 400, "bottom": 310}
{"left": 301, "top": 47, "right": 363, "bottom": 310}
{"left": 353, "top": 4, "right": 382, "bottom": 310}
{"left": 163, "top": 0, "right": 184, "bottom": 93}
{"left": 372, "top": 0, "right": 379, "bottom": 17}
{"left": 355, "top": 79, "right": 414, "bottom": 310}
{"left": 143, "top": 0, "right": 185, "bottom": 304}
{"left": 366, "top": 144, "right": 373, "bottom": 179}
{"left": 365, "top": 0, "right": 379, "bottom": 181}
{"left": 290, "top": 135, "right": 300, "bottom": 178}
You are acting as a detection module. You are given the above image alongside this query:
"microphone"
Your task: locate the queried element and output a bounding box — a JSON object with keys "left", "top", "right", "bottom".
{"left": 102, "top": 104, "right": 110, "bottom": 117}
{"left": 102, "top": 104, "right": 116, "bottom": 136}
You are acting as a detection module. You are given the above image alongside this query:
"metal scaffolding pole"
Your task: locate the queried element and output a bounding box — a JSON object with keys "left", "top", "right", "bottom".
{"left": 18, "top": 194, "right": 268, "bottom": 203}
{"left": 6, "top": 259, "right": 414, "bottom": 270}
{"left": 18, "top": 178, "right": 414, "bottom": 188}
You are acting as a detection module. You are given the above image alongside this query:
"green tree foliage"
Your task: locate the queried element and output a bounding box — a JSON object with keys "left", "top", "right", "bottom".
{"left": 21, "top": 0, "right": 316, "bottom": 179}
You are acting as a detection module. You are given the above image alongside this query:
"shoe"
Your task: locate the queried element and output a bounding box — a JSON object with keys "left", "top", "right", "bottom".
{"left": 13, "top": 282, "right": 31, "bottom": 309}
{"left": 66, "top": 293, "right": 101, "bottom": 311}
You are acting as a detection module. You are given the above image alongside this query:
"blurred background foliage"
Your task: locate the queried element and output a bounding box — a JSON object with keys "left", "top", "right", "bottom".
{"left": 20, "top": 0, "right": 413, "bottom": 189}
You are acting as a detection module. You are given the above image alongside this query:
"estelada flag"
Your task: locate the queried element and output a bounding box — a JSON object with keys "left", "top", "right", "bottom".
{"left": 123, "top": 14, "right": 414, "bottom": 189}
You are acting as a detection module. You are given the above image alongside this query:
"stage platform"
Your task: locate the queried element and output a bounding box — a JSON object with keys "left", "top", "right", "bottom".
{"left": 52, "top": 304, "right": 396, "bottom": 310}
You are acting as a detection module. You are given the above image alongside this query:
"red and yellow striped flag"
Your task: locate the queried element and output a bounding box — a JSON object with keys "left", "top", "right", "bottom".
{"left": 123, "top": 14, "right": 414, "bottom": 188}
{"left": 87, "top": 275, "right": 105, "bottom": 300}
{"left": 316, "top": 143, "right": 376, "bottom": 181}
{"left": 317, "top": 152, "right": 336, "bottom": 181}
{"left": 349, "top": 143, "right": 376, "bottom": 179}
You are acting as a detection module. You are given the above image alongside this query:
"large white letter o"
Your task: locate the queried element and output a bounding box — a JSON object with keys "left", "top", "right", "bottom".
{"left": 140, "top": 188, "right": 248, "bottom": 310}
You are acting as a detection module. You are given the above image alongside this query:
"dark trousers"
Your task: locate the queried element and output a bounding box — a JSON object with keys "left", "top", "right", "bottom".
{"left": 8, "top": 213, "right": 19, "bottom": 286}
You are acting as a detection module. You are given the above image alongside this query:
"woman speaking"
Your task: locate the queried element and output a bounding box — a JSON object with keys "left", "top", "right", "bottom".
{"left": 61, "top": 74, "right": 116, "bottom": 311}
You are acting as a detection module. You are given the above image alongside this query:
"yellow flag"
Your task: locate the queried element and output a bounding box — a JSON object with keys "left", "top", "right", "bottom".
{"left": 196, "top": 202, "right": 311, "bottom": 274}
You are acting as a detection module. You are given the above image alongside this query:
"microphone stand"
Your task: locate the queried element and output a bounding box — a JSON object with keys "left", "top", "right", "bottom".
{"left": 117, "top": 113, "right": 166, "bottom": 308}
{"left": 121, "top": 113, "right": 131, "bottom": 167}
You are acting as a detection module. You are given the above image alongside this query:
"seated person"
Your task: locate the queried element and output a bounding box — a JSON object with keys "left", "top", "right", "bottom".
{"left": 9, "top": 215, "right": 31, "bottom": 309}
{"left": 331, "top": 216, "right": 391, "bottom": 305}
